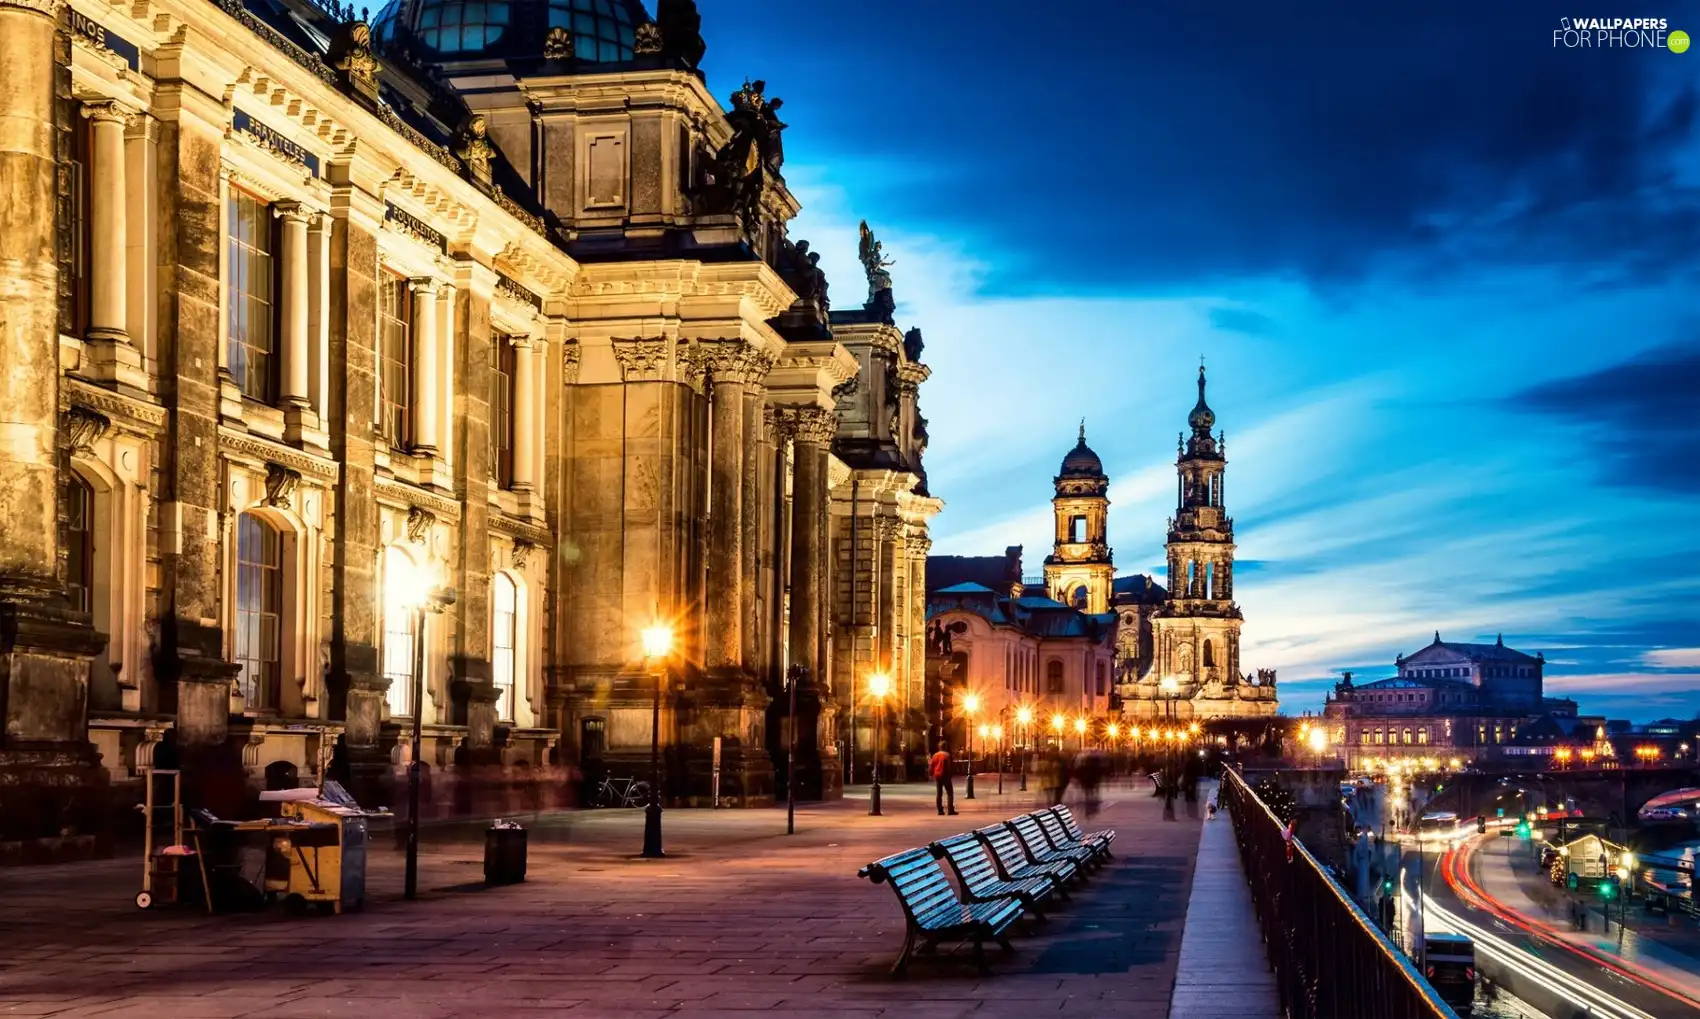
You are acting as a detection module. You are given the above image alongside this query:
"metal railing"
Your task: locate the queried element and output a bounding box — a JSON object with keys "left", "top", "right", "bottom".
{"left": 1220, "top": 766, "right": 1461, "bottom": 1019}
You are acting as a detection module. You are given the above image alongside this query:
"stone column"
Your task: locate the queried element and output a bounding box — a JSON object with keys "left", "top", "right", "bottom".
{"left": 435, "top": 282, "right": 456, "bottom": 468}
{"left": 80, "top": 101, "right": 143, "bottom": 386}
{"left": 123, "top": 113, "right": 157, "bottom": 369}
{"left": 703, "top": 346, "right": 749, "bottom": 673}
{"left": 0, "top": 0, "right": 109, "bottom": 858}
{"left": 276, "top": 201, "right": 312, "bottom": 413}
{"left": 739, "top": 374, "right": 766, "bottom": 670}
{"left": 307, "top": 213, "right": 331, "bottom": 427}
{"left": 509, "top": 336, "right": 536, "bottom": 492}
{"left": 782, "top": 406, "right": 837, "bottom": 798}
{"left": 409, "top": 278, "right": 438, "bottom": 454}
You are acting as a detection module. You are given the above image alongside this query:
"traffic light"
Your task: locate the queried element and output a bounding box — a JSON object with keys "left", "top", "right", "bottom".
{"left": 1476, "top": 816, "right": 1486, "bottom": 834}
{"left": 1383, "top": 878, "right": 1395, "bottom": 895}
{"left": 1599, "top": 878, "right": 1617, "bottom": 900}
{"left": 1515, "top": 821, "right": 1531, "bottom": 839}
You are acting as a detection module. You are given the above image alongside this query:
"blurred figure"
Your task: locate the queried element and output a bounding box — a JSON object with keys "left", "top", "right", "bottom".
{"left": 1075, "top": 750, "right": 1105, "bottom": 819}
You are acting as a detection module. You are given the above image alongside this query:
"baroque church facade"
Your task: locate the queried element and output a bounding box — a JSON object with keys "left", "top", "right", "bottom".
{"left": 1038, "top": 369, "right": 1277, "bottom": 721}
{"left": 0, "top": 0, "right": 938, "bottom": 854}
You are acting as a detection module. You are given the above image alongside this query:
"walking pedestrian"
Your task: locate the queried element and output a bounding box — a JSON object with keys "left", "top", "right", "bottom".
{"left": 930, "top": 741, "right": 958, "bottom": 815}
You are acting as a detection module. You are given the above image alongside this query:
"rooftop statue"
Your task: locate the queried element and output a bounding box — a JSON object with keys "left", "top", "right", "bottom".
{"left": 858, "top": 220, "right": 896, "bottom": 320}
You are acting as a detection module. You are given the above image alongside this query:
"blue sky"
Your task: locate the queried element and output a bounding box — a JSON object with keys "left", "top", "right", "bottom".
{"left": 697, "top": 1, "right": 1700, "bottom": 720}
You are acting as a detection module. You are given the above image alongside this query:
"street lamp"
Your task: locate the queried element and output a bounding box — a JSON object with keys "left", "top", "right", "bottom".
{"left": 868, "top": 672, "right": 891, "bottom": 816}
{"left": 1159, "top": 678, "right": 1180, "bottom": 820}
{"left": 386, "top": 555, "right": 456, "bottom": 903}
{"left": 1074, "top": 716, "right": 1087, "bottom": 752}
{"left": 1051, "top": 712, "right": 1064, "bottom": 753}
{"left": 1017, "top": 706, "right": 1032, "bottom": 791}
{"left": 963, "top": 692, "right": 980, "bottom": 800}
{"left": 991, "top": 724, "right": 1004, "bottom": 795}
{"left": 640, "top": 622, "right": 673, "bottom": 859}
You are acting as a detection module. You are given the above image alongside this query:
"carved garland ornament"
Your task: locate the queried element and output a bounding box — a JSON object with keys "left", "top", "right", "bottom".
{"left": 561, "top": 340, "right": 582, "bottom": 384}
{"left": 65, "top": 405, "right": 111, "bottom": 454}
{"left": 610, "top": 337, "right": 669, "bottom": 382}
{"left": 264, "top": 462, "right": 301, "bottom": 509}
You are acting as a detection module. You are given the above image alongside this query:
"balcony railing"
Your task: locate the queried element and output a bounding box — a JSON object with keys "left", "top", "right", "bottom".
{"left": 1219, "top": 766, "right": 1460, "bottom": 1019}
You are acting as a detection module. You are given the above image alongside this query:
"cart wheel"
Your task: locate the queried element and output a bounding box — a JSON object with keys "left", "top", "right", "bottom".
{"left": 135, "top": 890, "right": 153, "bottom": 909}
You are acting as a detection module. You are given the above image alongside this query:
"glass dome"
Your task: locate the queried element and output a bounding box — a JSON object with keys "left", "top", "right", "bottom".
{"left": 372, "top": 0, "right": 648, "bottom": 62}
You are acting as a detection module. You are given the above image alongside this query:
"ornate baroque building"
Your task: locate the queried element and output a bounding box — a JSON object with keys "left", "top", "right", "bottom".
{"left": 0, "top": 0, "right": 939, "bottom": 855}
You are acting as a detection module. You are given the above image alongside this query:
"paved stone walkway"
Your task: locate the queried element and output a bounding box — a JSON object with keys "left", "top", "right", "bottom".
{"left": 1168, "top": 782, "right": 1279, "bottom": 1019}
{"left": 0, "top": 777, "right": 1206, "bottom": 1018}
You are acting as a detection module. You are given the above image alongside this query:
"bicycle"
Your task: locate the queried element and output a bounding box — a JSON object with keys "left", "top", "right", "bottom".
{"left": 595, "top": 776, "right": 650, "bottom": 808}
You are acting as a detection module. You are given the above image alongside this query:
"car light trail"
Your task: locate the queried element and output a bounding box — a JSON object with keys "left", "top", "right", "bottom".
{"left": 1422, "top": 895, "right": 1656, "bottom": 1019}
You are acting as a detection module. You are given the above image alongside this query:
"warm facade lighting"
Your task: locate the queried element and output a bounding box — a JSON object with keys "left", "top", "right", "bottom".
{"left": 640, "top": 622, "right": 673, "bottom": 661}
{"left": 867, "top": 672, "right": 891, "bottom": 699}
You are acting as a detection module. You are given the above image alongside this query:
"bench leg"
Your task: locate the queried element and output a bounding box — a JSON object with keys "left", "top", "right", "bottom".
{"left": 998, "top": 934, "right": 1015, "bottom": 953}
{"left": 890, "top": 928, "right": 917, "bottom": 978}
{"left": 973, "top": 936, "right": 989, "bottom": 975}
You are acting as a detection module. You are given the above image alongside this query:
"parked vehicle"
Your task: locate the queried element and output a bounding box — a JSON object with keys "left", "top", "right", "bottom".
{"left": 1423, "top": 933, "right": 1476, "bottom": 1011}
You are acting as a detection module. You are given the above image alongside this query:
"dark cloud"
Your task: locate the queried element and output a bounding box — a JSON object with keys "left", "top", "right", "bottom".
{"left": 705, "top": 1, "right": 1699, "bottom": 294}
{"left": 1209, "top": 307, "right": 1279, "bottom": 336}
{"left": 1507, "top": 342, "right": 1700, "bottom": 493}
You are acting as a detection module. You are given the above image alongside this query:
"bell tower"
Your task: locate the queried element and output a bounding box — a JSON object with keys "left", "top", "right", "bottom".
{"left": 1043, "top": 422, "right": 1114, "bottom": 614}
{"left": 1152, "top": 366, "right": 1242, "bottom": 697}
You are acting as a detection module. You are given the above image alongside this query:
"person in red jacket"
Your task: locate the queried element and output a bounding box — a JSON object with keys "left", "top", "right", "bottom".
{"left": 930, "top": 742, "right": 958, "bottom": 816}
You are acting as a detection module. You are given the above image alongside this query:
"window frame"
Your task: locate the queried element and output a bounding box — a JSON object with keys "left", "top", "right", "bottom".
{"left": 65, "top": 472, "right": 95, "bottom": 615}
{"left": 234, "top": 512, "right": 285, "bottom": 711}
{"left": 377, "top": 272, "right": 412, "bottom": 448}
{"left": 491, "top": 572, "right": 518, "bottom": 722}
{"left": 227, "top": 187, "right": 281, "bottom": 404}
{"left": 490, "top": 334, "right": 515, "bottom": 486}
{"left": 382, "top": 546, "right": 418, "bottom": 716}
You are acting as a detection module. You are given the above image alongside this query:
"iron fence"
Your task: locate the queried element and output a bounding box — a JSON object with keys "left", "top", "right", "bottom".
{"left": 1220, "top": 765, "right": 1461, "bottom": 1019}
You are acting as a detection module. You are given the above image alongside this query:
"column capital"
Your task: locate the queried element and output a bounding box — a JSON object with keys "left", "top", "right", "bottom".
{"left": 610, "top": 336, "right": 668, "bottom": 382}
{"left": 409, "top": 276, "right": 440, "bottom": 296}
{"left": 80, "top": 100, "right": 134, "bottom": 127}
{"left": 562, "top": 340, "right": 582, "bottom": 385}
{"left": 272, "top": 200, "right": 311, "bottom": 224}
{"left": 703, "top": 341, "right": 771, "bottom": 386}
{"left": 774, "top": 405, "right": 837, "bottom": 445}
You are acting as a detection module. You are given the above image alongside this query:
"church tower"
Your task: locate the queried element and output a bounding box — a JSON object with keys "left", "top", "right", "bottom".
{"left": 1044, "top": 423, "right": 1114, "bottom": 614}
{"left": 1151, "top": 367, "right": 1242, "bottom": 700}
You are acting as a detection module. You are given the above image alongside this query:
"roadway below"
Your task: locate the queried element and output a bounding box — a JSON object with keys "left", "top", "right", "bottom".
{"left": 1422, "top": 832, "right": 1700, "bottom": 1019}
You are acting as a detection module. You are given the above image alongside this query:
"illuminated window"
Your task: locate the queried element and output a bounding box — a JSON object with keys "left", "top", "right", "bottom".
{"left": 383, "top": 546, "right": 417, "bottom": 716}
{"left": 227, "top": 189, "right": 278, "bottom": 403}
{"left": 65, "top": 473, "right": 95, "bottom": 615}
{"left": 1418, "top": 728, "right": 1429, "bottom": 745}
{"left": 378, "top": 274, "right": 411, "bottom": 446}
{"left": 234, "top": 514, "right": 284, "bottom": 710}
{"left": 492, "top": 572, "right": 518, "bottom": 721}
{"left": 490, "top": 335, "right": 515, "bottom": 486}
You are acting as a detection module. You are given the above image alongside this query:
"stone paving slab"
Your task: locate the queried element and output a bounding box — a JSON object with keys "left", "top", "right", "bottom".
{"left": 1167, "top": 783, "right": 1279, "bottom": 1019}
{"left": 0, "top": 780, "right": 1204, "bottom": 1018}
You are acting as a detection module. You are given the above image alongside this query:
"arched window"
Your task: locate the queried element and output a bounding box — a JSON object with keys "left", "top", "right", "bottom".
{"left": 1204, "top": 561, "right": 1214, "bottom": 599}
{"left": 383, "top": 545, "right": 418, "bottom": 716}
{"left": 235, "top": 513, "right": 284, "bottom": 709}
{"left": 65, "top": 473, "right": 95, "bottom": 615}
{"left": 1046, "top": 659, "right": 1063, "bottom": 694}
{"left": 492, "top": 572, "right": 518, "bottom": 721}
{"left": 1203, "top": 639, "right": 1215, "bottom": 668}
{"left": 1095, "top": 661, "right": 1107, "bottom": 696}
{"left": 1374, "top": 728, "right": 1384, "bottom": 745}
{"left": 1402, "top": 727, "right": 1413, "bottom": 745}
{"left": 1070, "top": 586, "right": 1087, "bottom": 610}
{"left": 1418, "top": 728, "right": 1429, "bottom": 745}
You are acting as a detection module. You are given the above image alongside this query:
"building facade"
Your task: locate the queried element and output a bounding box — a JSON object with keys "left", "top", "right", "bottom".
{"left": 0, "top": 0, "right": 938, "bottom": 855}
{"left": 1324, "top": 634, "right": 1566, "bottom": 768}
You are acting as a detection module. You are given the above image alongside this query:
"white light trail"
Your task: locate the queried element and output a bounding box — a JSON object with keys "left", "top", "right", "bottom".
{"left": 1422, "top": 896, "right": 1656, "bottom": 1019}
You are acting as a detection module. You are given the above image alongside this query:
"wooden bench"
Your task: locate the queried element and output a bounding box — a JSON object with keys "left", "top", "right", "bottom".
{"left": 1051, "top": 805, "right": 1116, "bottom": 858}
{"left": 859, "top": 847, "right": 1023, "bottom": 976}
{"left": 1037, "top": 808, "right": 1111, "bottom": 864}
{"left": 1008, "top": 813, "right": 1097, "bottom": 871}
{"left": 974, "top": 823, "right": 1079, "bottom": 890}
{"left": 930, "top": 833, "right": 1058, "bottom": 921}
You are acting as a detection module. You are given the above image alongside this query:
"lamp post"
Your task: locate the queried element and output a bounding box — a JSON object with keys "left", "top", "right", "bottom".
{"left": 640, "top": 622, "right": 673, "bottom": 858}
{"left": 1074, "top": 716, "right": 1087, "bottom": 753}
{"left": 991, "top": 724, "right": 1004, "bottom": 795}
{"left": 869, "top": 672, "right": 890, "bottom": 816}
{"left": 1017, "top": 706, "right": 1032, "bottom": 791}
{"left": 963, "top": 692, "right": 980, "bottom": 800}
{"left": 1107, "top": 722, "right": 1120, "bottom": 777}
{"left": 399, "top": 575, "right": 455, "bottom": 902}
{"left": 1159, "top": 677, "right": 1180, "bottom": 820}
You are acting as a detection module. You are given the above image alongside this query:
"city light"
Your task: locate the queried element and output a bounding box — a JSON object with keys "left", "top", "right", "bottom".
{"left": 1107, "top": 723, "right": 1120, "bottom": 739}
{"left": 1051, "top": 713, "right": 1065, "bottom": 732}
{"left": 640, "top": 622, "right": 674, "bottom": 660}
{"left": 962, "top": 692, "right": 980, "bottom": 715}
{"left": 991, "top": 725, "right": 1003, "bottom": 741}
{"left": 978, "top": 723, "right": 990, "bottom": 740}
{"left": 1017, "top": 706, "right": 1033, "bottom": 726}
{"left": 1074, "top": 717, "right": 1087, "bottom": 734}
{"left": 1188, "top": 722, "right": 1200, "bottom": 735}
{"left": 1307, "top": 726, "right": 1328, "bottom": 753}
{"left": 867, "top": 672, "right": 891, "bottom": 699}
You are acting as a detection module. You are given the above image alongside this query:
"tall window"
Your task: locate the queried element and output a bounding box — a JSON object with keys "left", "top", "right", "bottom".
{"left": 234, "top": 513, "right": 284, "bottom": 710}
{"left": 1046, "top": 659, "right": 1063, "bottom": 694}
{"left": 383, "top": 546, "right": 417, "bottom": 715}
{"left": 490, "top": 335, "right": 515, "bottom": 485}
{"left": 1203, "top": 639, "right": 1215, "bottom": 668}
{"left": 65, "top": 474, "right": 95, "bottom": 614}
{"left": 1069, "top": 515, "right": 1085, "bottom": 542}
{"left": 1095, "top": 662, "right": 1106, "bottom": 697}
{"left": 492, "top": 573, "right": 518, "bottom": 721}
{"left": 378, "top": 274, "right": 411, "bottom": 446}
{"left": 227, "top": 190, "right": 278, "bottom": 403}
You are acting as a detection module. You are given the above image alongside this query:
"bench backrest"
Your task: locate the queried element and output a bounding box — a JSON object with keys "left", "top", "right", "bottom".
{"left": 1036, "top": 809, "right": 1077, "bottom": 846}
{"left": 1052, "top": 805, "right": 1087, "bottom": 839}
{"left": 859, "top": 847, "right": 964, "bottom": 923}
{"left": 931, "top": 833, "right": 1002, "bottom": 896}
{"left": 1008, "top": 813, "right": 1056, "bottom": 855}
{"left": 976, "top": 823, "right": 1034, "bottom": 871}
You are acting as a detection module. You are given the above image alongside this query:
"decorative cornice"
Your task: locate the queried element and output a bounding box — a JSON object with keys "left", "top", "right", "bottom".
{"left": 373, "top": 473, "right": 459, "bottom": 517}
{"left": 561, "top": 340, "right": 582, "bottom": 385}
{"left": 488, "top": 512, "right": 550, "bottom": 547}
{"left": 1, "top": 0, "right": 64, "bottom": 18}
{"left": 905, "top": 534, "right": 933, "bottom": 557}
{"left": 495, "top": 272, "right": 544, "bottom": 312}
{"left": 65, "top": 377, "right": 165, "bottom": 429}
{"left": 610, "top": 337, "right": 670, "bottom": 383}
{"left": 216, "top": 426, "right": 339, "bottom": 481}
{"left": 493, "top": 188, "right": 547, "bottom": 238}
{"left": 209, "top": 0, "right": 339, "bottom": 87}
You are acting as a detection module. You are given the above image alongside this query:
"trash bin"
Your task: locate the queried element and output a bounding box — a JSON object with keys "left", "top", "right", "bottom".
{"left": 484, "top": 820, "right": 527, "bottom": 885}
